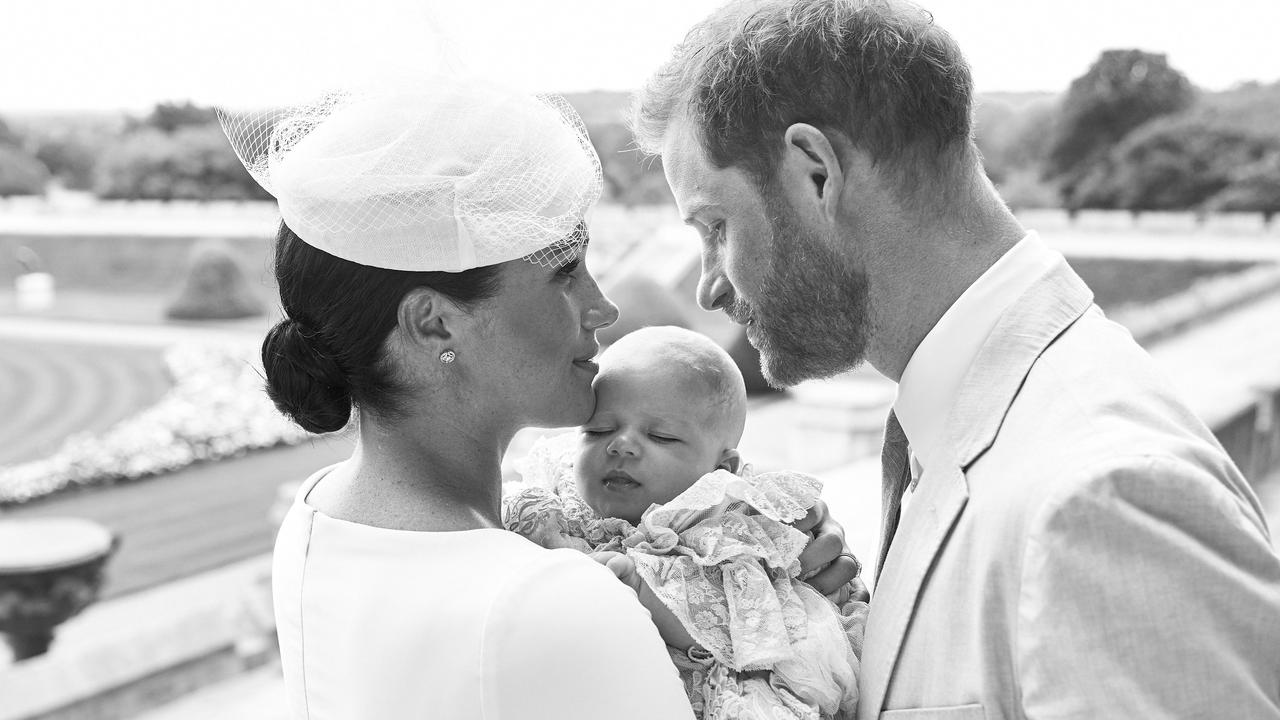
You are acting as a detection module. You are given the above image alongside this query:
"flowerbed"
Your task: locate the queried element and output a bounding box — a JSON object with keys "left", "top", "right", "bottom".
{"left": 0, "top": 343, "right": 310, "bottom": 506}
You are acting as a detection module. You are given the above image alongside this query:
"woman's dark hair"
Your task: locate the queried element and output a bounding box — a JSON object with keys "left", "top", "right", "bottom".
{"left": 262, "top": 222, "right": 503, "bottom": 434}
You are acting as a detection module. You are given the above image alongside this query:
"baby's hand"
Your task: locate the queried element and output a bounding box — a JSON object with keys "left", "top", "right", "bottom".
{"left": 589, "top": 551, "right": 641, "bottom": 593}
{"left": 590, "top": 551, "right": 699, "bottom": 652}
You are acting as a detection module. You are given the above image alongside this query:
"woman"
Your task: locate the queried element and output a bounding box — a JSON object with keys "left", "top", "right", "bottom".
{"left": 223, "top": 77, "right": 857, "bottom": 719}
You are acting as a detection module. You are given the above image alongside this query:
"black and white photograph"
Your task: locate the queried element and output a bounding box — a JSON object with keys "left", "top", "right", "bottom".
{"left": 1, "top": 1, "right": 1278, "bottom": 718}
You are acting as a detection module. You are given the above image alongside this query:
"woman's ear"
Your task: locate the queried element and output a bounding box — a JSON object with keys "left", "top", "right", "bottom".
{"left": 780, "top": 123, "right": 845, "bottom": 223}
{"left": 397, "top": 287, "right": 459, "bottom": 351}
{"left": 717, "top": 448, "right": 742, "bottom": 474}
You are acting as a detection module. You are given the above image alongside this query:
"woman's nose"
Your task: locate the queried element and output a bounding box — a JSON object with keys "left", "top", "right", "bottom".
{"left": 583, "top": 276, "right": 620, "bottom": 331}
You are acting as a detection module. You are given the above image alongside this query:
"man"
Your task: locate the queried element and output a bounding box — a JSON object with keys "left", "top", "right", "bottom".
{"left": 633, "top": 0, "right": 1280, "bottom": 717}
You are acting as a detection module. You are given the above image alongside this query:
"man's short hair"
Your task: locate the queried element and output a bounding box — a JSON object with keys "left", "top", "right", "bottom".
{"left": 632, "top": 0, "right": 974, "bottom": 191}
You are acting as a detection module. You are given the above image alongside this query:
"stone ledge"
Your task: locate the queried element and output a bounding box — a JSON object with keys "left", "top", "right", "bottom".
{"left": 1113, "top": 262, "right": 1280, "bottom": 346}
{"left": 0, "top": 554, "right": 272, "bottom": 720}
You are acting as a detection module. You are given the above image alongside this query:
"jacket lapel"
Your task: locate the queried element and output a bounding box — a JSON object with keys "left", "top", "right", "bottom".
{"left": 859, "top": 259, "right": 1095, "bottom": 718}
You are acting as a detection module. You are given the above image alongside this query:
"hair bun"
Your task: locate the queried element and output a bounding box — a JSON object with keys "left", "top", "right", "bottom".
{"left": 261, "top": 318, "right": 352, "bottom": 434}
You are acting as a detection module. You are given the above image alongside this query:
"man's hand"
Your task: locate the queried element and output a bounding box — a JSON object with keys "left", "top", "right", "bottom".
{"left": 793, "top": 499, "right": 868, "bottom": 602}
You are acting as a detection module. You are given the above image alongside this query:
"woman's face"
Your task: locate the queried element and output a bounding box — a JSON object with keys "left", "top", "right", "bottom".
{"left": 467, "top": 244, "right": 618, "bottom": 429}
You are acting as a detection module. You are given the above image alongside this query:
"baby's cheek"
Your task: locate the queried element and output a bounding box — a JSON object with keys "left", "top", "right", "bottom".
{"left": 660, "top": 459, "right": 716, "bottom": 503}
{"left": 573, "top": 451, "right": 597, "bottom": 495}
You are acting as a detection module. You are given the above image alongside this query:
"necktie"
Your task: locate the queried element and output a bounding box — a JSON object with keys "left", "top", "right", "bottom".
{"left": 875, "top": 410, "right": 912, "bottom": 588}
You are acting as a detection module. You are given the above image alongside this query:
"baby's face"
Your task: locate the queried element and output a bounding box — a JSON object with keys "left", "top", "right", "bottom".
{"left": 575, "top": 362, "right": 732, "bottom": 523}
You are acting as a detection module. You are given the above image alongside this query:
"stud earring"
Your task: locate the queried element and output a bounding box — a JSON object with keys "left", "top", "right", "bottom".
{"left": 439, "top": 350, "right": 456, "bottom": 364}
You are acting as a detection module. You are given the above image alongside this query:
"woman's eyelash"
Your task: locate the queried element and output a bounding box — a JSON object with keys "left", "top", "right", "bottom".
{"left": 557, "top": 258, "right": 582, "bottom": 276}
{"left": 649, "top": 434, "right": 679, "bottom": 443}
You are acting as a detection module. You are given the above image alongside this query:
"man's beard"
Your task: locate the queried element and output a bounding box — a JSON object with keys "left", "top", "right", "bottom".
{"left": 729, "top": 195, "right": 871, "bottom": 388}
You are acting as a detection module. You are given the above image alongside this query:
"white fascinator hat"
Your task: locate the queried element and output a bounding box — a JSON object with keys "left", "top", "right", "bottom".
{"left": 218, "top": 76, "right": 602, "bottom": 272}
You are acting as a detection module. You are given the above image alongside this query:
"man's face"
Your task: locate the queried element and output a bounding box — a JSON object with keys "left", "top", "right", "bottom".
{"left": 661, "top": 119, "right": 872, "bottom": 387}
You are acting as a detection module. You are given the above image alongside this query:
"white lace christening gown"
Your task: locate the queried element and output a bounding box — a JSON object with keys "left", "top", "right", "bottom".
{"left": 503, "top": 434, "right": 869, "bottom": 720}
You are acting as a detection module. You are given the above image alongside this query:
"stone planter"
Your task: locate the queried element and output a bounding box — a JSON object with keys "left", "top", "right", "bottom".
{"left": 0, "top": 517, "right": 118, "bottom": 661}
{"left": 14, "top": 271, "right": 55, "bottom": 311}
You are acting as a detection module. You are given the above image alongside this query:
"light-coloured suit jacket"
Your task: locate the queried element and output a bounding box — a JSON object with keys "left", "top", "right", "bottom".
{"left": 858, "top": 259, "right": 1280, "bottom": 720}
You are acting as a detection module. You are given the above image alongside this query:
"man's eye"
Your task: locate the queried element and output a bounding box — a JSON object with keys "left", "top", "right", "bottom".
{"left": 648, "top": 434, "right": 679, "bottom": 444}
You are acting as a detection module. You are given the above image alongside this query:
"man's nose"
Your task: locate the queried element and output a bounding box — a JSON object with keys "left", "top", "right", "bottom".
{"left": 696, "top": 256, "right": 733, "bottom": 312}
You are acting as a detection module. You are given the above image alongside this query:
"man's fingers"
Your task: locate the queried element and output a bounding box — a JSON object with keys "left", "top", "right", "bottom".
{"left": 806, "top": 553, "right": 861, "bottom": 597}
{"left": 798, "top": 530, "right": 843, "bottom": 576}
{"left": 828, "top": 582, "right": 853, "bottom": 606}
{"left": 792, "top": 500, "right": 827, "bottom": 534}
{"left": 842, "top": 577, "right": 871, "bottom": 605}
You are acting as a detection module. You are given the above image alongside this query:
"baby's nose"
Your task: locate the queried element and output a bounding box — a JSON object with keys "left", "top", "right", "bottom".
{"left": 607, "top": 434, "right": 639, "bottom": 456}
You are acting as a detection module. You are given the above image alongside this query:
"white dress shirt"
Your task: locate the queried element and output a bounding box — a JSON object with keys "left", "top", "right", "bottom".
{"left": 894, "top": 232, "right": 1063, "bottom": 516}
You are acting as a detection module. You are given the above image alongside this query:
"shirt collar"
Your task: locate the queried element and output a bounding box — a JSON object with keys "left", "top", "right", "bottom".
{"left": 894, "top": 232, "right": 1061, "bottom": 472}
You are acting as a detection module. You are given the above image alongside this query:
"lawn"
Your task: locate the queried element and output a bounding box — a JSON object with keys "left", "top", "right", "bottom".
{"left": 1069, "top": 257, "right": 1257, "bottom": 311}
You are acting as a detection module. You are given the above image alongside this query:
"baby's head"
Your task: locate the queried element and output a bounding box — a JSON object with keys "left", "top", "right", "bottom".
{"left": 575, "top": 326, "right": 748, "bottom": 523}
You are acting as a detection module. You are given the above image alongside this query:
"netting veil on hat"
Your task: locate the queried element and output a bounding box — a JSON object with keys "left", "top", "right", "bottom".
{"left": 219, "top": 78, "right": 602, "bottom": 271}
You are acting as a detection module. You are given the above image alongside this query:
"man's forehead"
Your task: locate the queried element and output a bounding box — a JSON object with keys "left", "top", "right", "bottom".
{"left": 660, "top": 119, "right": 713, "bottom": 213}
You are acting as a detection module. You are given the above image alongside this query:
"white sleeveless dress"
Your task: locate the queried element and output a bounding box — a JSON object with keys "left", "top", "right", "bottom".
{"left": 273, "top": 466, "right": 695, "bottom": 720}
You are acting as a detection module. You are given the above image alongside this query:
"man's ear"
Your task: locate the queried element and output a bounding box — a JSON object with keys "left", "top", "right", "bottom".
{"left": 397, "top": 287, "right": 461, "bottom": 351}
{"left": 717, "top": 448, "right": 742, "bottom": 474}
{"left": 780, "top": 123, "right": 845, "bottom": 223}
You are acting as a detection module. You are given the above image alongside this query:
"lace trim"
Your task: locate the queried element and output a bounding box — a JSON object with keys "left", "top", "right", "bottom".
{"left": 503, "top": 434, "right": 865, "bottom": 719}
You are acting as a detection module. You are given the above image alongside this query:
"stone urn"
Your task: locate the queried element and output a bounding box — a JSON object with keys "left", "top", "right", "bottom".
{"left": 0, "top": 518, "right": 119, "bottom": 661}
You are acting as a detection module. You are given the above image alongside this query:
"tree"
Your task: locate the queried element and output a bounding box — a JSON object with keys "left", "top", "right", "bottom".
{"left": 0, "top": 117, "right": 22, "bottom": 147}
{"left": 0, "top": 146, "right": 50, "bottom": 196}
{"left": 976, "top": 98, "right": 1057, "bottom": 187}
{"left": 1208, "top": 152, "right": 1280, "bottom": 226}
{"left": 94, "top": 128, "right": 175, "bottom": 199}
{"left": 35, "top": 137, "right": 97, "bottom": 190}
{"left": 1046, "top": 50, "right": 1195, "bottom": 204}
{"left": 1068, "top": 107, "right": 1280, "bottom": 215}
{"left": 587, "top": 121, "right": 673, "bottom": 206}
{"left": 98, "top": 101, "right": 270, "bottom": 200}
{"left": 94, "top": 124, "right": 269, "bottom": 201}
{"left": 142, "top": 101, "right": 219, "bottom": 134}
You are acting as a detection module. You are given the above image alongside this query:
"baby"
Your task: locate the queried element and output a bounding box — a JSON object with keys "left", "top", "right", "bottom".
{"left": 575, "top": 324, "right": 748, "bottom": 525}
{"left": 503, "top": 326, "right": 866, "bottom": 720}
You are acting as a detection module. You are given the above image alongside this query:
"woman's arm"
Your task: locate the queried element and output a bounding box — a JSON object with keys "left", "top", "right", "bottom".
{"left": 483, "top": 550, "right": 696, "bottom": 720}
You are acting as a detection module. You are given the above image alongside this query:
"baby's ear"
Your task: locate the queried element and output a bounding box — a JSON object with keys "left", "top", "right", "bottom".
{"left": 717, "top": 448, "right": 742, "bottom": 474}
